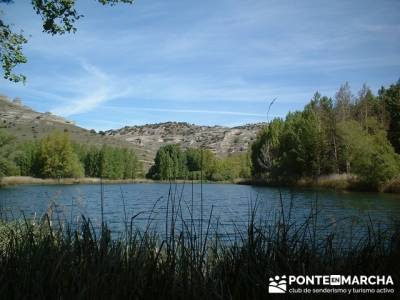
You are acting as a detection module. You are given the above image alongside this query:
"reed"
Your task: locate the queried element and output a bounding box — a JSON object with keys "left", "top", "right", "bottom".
{"left": 0, "top": 191, "right": 399, "bottom": 299}
{"left": 383, "top": 176, "right": 400, "bottom": 193}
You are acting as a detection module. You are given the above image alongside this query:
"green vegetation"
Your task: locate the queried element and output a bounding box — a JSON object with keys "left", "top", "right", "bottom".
{"left": 251, "top": 81, "right": 400, "bottom": 190}
{"left": 37, "top": 131, "right": 83, "bottom": 178}
{"left": 0, "top": 129, "right": 18, "bottom": 176}
{"left": 1, "top": 129, "right": 249, "bottom": 182}
{"left": 147, "top": 144, "right": 188, "bottom": 180}
{"left": 0, "top": 130, "right": 142, "bottom": 180}
{"left": 147, "top": 145, "right": 251, "bottom": 181}
{"left": 2, "top": 80, "right": 399, "bottom": 190}
{"left": 210, "top": 153, "right": 251, "bottom": 181}
{"left": 378, "top": 82, "right": 400, "bottom": 153}
{"left": 0, "top": 198, "right": 398, "bottom": 299}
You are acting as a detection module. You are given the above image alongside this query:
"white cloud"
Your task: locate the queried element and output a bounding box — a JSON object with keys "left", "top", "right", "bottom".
{"left": 103, "top": 106, "right": 270, "bottom": 117}
{"left": 1, "top": 0, "right": 399, "bottom": 129}
{"left": 50, "top": 62, "right": 129, "bottom": 116}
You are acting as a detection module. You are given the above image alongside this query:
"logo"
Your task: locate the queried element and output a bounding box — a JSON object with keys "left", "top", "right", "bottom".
{"left": 269, "top": 275, "right": 287, "bottom": 293}
{"left": 330, "top": 275, "right": 341, "bottom": 285}
{"left": 267, "top": 274, "right": 394, "bottom": 295}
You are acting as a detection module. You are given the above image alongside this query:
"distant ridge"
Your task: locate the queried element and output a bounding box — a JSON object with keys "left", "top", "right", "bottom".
{"left": 105, "top": 121, "right": 266, "bottom": 158}
{"left": 0, "top": 95, "right": 149, "bottom": 165}
{"left": 0, "top": 95, "right": 265, "bottom": 169}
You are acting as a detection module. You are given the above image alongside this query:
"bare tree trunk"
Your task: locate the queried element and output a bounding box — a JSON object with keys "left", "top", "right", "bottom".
{"left": 332, "top": 133, "right": 339, "bottom": 173}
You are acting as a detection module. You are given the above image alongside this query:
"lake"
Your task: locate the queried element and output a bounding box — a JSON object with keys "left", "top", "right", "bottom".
{"left": 1, "top": 183, "right": 399, "bottom": 239}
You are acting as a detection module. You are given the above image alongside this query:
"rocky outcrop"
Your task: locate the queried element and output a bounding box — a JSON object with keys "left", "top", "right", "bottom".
{"left": 0, "top": 95, "right": 265, "bottom": 169}
{"left": 0, "top": 95, "right": 147, "bottom": 164}
{"left": 105, "top": 121, "right": 266, "bottom": 157}
{"left": 0, "top": 95, "right": 74, "bottom": 126}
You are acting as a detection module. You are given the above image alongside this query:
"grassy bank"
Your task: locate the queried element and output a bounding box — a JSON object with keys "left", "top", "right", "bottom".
{"left": 249, "top": 173, "right": 400, "bottom": 194}
{"left": 0, "top": 199, "right": 399, "bottom": 299}
{"left": 2, "top": 174, "right": 400, "bottom": 194}
{"left": 383, "top": 177, "right": 400, "bottom": 193}
{"left": 0, "top": 176, "right": 156, "bottom": 186}
{"left": 0, "top": 176, "right": 251, "bottom": 187}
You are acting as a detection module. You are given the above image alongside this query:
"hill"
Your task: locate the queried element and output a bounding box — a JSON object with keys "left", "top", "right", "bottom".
{"left": 105, "top": 121, "right": 265, "bottom": 158}
{"left": 0, "top": 95, "right": 150, "bottom": 165}
{"left": 0, "top": 95, "right": 265, "bottom": 169}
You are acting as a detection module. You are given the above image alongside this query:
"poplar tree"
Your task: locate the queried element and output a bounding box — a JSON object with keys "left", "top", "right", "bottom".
{"left": 37, "top": 131, "right": 83, "bottom": 178}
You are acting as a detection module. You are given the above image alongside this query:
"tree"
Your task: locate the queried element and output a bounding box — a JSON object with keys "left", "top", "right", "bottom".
{"left": 83, "top": 145, "right": 141, "bottom": 179}
{"left": 99, "top": 145, "right": 120, "bottom": 179}
{"left": 337, "top": 120, "right": 400, "bottom": 189}
{"left": 185, "top": 147, "right": 215, "bottom": 179}
{"left": 251, "top": 111, "right": 325, "bottom": 183}
{"left": 37, "top": 131, "right": 83, "bottom": 178}
{"left": 0, "top": 18, "right": 27, "bottom": 82}
{"left": 0, "top": 129, "right": 142, "bottom": 179}
{"left": 250, "top": 118, "right": 284, "bottom": 179}
{"left": 13, "top": 140, "right": 40, "bottom": 176}
{"left": 121, "top": 148, "right": 141, "bottom": 179}
{"left": 304, "top": 93, "right": 338, "bottom": 173}
{"left": 278, "top": 111, "right": 320, "bottom": 182}
{"left": 148, "top": 145, "right": 187, "bottom": 180}
{"left": 84, "top": 146, "right": 101, "bottom": 177}
{"left": 335, "top": 82, "right": 353, "bottom": 122}
{"left": 249, "top": 81, "right": 400, "bottom": 189}
{"left": 0, "top": 0, "right": 134, "bottom": 82}
{"left": 210, "top": 154, "right": 251, "bottom": 181}
{"left": 186, "top": 148, "right": 202, "bottom": 172}
{"left": 0, "top": 129, "right": 18, "bottom": 177}
{"left": 378, "top": 82, "right": 400, "bottom": 153}
{"left": 353, "top": 84, "right": 379, "bottom": 129}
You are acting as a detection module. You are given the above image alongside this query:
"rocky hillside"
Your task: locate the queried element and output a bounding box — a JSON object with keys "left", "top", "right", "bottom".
{"left": 1, "top": 95, "right": 265, "bottom": 169}
{"left": 0, "top": 95, "right": 148, "bottom": 163}
{"left": 105, "top": 121, "right": 265, "bottom": 158}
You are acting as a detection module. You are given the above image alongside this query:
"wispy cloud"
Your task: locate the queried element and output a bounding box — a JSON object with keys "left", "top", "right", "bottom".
{"left": 50, "top": 62, "right": 130, "bottom": 116}
{"left": 1, "top": 0, "right": 399, "bottom": 129}
{"left": 103, "top": 106, "right": 270, "bottom": 117}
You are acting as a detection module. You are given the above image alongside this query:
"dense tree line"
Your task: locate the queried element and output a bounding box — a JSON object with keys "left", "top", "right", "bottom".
{"left": 147, "top": 145, "right": 251, "bottom": 181}
{"left": 73, "top": 143, "right": 142, "bottom": 179}
{"left": 2, "top": 81, "right": 398, "bottom": 189}
{"left": 251, "top": 81, "right": 400, "bottom": 190}
{"left": 0, "top": 131, "right": 142, "bottom": 179}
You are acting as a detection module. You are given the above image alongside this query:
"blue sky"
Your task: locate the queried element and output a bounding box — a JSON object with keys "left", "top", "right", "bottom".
{"left": 0, "top": 0, "right": 399, "bottom": 130}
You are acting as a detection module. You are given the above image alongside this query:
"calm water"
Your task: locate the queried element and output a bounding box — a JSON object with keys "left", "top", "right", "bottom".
{"left": 1, "top": 183, "right": 399, "bottom": 237}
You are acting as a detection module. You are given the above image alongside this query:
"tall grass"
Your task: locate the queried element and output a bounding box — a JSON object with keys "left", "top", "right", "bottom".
{"left": 0, "top": 189, "right": 399, "bottom": 299}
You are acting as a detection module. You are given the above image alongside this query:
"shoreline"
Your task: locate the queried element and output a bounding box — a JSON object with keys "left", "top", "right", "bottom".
{"left": 242, "top": 174, "right": 400, "bottom": 194}
{"left": 0, "top": 176, "right": 157, "bottom": 186}
{"left": 0, "top": 176, "right": 245, "bottom": 187}
{"left": 1, "top": 175, "right": 399, "bottom": 194}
